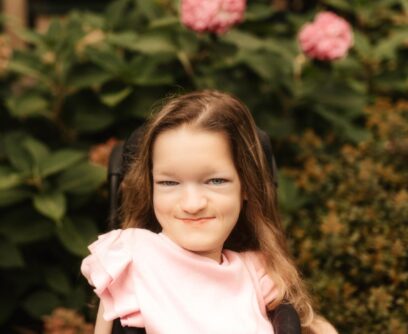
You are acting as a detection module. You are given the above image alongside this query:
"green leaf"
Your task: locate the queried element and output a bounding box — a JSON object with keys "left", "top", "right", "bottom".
{"left": 0, "top": 239, "right": 24, "bottom": 268}
{"left": 137, "top": 0, "right": 160, "bottom": 19}
{"left": 4, "top": 134, "right": 50, "bottom": 175}
{"left": 16, "top": 28, "right": 44, "bottom": 45}
{"left": 72, "top": 108, "right": 115, "bottom": 133}
{"left": 0, "top": 166, "right": 24, "bottom": 190}
{"left": 301, "top": 77, "right": 367, "bottom": 118}
{"left": 33, "top": 191, "right": 66, "bottom": 222}
{"left": 149, "top": 16, "right": 179, "bottom": 29}
{"left": 176, "top": 30, "right": 200, "bottom": 55}
{"left": 263, "top": 38, "right": 295, "bottom": 62}
{"left": 125, "top": 56, "right": 174, "bottom": 86}
{"left": 277, "top": 175, "right": 308, "bottom": 212}
{"left": 7, "top": 59, "right": 49, "bottom": 85}
{"left": 221, "top": 30, "right": 264, "bottom": 50}
{"left": 56, "top": 218, "right": 90, "bottom": 256}
{"left": 63, "top": 285, "right": 87, "bottom": 310}
{"left": 22, "top": 290, "right": 60, "bottom": 319}
{"left": 106, "top": 31, "right": 139, "bottom": 48}
{"left": 0, "top": 211, "right": 54, "bottom": 244}
{"left": 23, "top": 137, "right": 50, "bottom": 167}
{"left": 85, "top": 47, "right": 127, "bottom": 75}
{"left": 108, "top": 31, "right": 178, "bottom": 55}
{"left": 100, "top": 87, "right": 133, "bottom": 107}
{"left": 45, "top": 18, "right": 63, "bottom": 40}
{"left": 57, "top": 162, "right": 106, "bottom": 194}
{"left": 45, "top": 267, "right": 72, "bottom": 295}
{"left": 254, "top": 114, "right": 294, "bottom": 140}
{"left": 353, "top": 31, "right": 372, "bottom": 59}
{"left": 373, "top": 29, "right": 408, "bottom": 60}
{"left": 105, "top": 0, "right": 133, "bottom": 29}
{"left": 315, "top": 86, "right": 366, "bottom": 117}
{"left": 238, "top": 50, "right": 279, "bottom": 81}
{"left": 39, "top": 149, "right": 85, "bottom": 178}
{"left": 66, "top": 65, "right": 112, "bottom": 90}
{"left": 320, "top": 0, "right": 353, "bottom": 11}
{"left": 5, "top": 93, "right": 50, "bottom": 118}
{"left": 134, "top": 34, "right": 178, "bottom": 54}
{"left": 374, "top": 75, "right": 408, "bottom": 94}
{"left": 314, "top": 106, "right": 371, "bottom": 142}
{"left": 0, "top": 188, "right": 31, "bottom": 207}
{"left": 245, "top": 3, "right": 275, "bottom": 21}
{"left": 74, "top": 217, "right": 99, "bottom": 247}
{"left": 3, "top": 132, "right": 33, "bottom": 173}
{"left": 126, "top": 90, "right": 161, "bottom": 118}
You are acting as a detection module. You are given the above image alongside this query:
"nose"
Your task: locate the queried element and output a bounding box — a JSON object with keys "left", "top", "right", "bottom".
{"left": 180, "top": 185, "right": 207, "bottom": 214}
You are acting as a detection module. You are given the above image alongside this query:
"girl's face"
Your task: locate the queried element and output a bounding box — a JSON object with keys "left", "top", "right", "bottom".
{"left": 152, "top": 125, "right": 243, "bottom": 263}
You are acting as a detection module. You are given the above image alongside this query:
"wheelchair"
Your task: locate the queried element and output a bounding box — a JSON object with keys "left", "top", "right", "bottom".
{"left": 106, "top": 126, "right": 301, "bottom": 334}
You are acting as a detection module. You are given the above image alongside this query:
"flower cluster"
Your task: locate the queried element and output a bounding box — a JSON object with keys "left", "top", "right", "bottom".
{"left": 180, "top": 0, "right": 246, "bottom": 34}
{"left": 43, "top": 308, "right": 93, "bottom": 334}
{"left": 298, "top": 11, "right": 353, "bottom": 61}
{"left": 89, "top": 137, "right": 119, "bottom": 167}
{"left": 180, "top": 4, "right": 354, "bottom": 62}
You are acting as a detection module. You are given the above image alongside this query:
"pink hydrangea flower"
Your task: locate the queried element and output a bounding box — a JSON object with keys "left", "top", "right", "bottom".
{"left": 298, "top": 12, "right": 353, "bottom": 61}
{"left": 180, "top": 0, "right": 246, "bottom": 34}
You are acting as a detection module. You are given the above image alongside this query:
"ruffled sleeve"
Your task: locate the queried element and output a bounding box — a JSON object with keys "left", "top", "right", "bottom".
{"left": 81, "top": 229, "right": 144, "bottom": 327}
{"left": 241, "top": 251, "right": 278, "bottom": 306}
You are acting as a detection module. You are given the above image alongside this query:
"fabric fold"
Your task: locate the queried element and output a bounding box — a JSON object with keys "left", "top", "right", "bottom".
{"left": 81, "top": 229, "right": 144, "bottom": 327}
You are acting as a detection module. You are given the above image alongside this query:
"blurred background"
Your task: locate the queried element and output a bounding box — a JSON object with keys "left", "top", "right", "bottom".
{"left": 0, "top": 0, "right": 407, "bottom": 333}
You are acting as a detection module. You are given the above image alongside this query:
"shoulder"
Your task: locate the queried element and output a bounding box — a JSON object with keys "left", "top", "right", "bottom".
{"left": 81, "top": 229, "right": 146, "bottom": 327}
{"left": 88, "top": 228, "right": 155, "bottom": 251}
{"left": 81, "top": 228, "right": 158, "bottom": 290}
{"left": 238, "top": 250, "right": 267, "bottom": 272}
{"left": 238, "top": 250, "right": 278, "bottom": 305}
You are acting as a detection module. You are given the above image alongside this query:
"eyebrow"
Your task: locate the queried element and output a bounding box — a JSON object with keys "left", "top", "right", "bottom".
{"left": 152, "top": 170, "right": 179, "bottom": 178}
{"left": 152, "top": 168, "right": 233, "bottom": 178}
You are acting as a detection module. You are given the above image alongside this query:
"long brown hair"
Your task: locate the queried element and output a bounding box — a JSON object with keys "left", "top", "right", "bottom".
{"left": 120, "top": 90, "right": 315, "bottom": 329}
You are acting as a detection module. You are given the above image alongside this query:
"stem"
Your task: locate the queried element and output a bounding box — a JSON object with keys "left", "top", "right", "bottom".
{"left": 50, "top": 84, "right": 76, "bottom": 143}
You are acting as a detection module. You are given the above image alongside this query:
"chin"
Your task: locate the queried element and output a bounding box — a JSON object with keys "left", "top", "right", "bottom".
{"left": 179, "top": 237, "right": 222, "bottom": 253}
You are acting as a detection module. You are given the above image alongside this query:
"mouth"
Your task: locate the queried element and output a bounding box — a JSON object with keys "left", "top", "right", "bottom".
{"left": 179, "top": 217, "right": 215, "bottom": 224}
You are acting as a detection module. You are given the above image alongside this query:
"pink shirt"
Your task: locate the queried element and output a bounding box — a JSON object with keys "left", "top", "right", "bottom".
{"left": 81, "top": 228, "right": 277, "bottom": 333}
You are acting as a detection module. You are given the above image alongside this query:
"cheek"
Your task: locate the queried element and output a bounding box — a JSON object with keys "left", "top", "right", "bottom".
{"left": 220, "top": 193, "right": 243, "bottom": 218}
{"left": 153, "top": 191, "right": 173, "bottom": 217}
{"left": 153, "top": 193, "right": 162, "bottom": 215}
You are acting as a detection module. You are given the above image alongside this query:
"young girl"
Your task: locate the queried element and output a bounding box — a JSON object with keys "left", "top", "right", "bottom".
{"left": 81, "top": 90, "right": 337, "bottom": 334}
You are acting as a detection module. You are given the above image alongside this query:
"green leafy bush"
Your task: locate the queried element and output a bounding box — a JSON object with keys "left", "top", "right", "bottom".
{"left": 0, "top": 0, "right": 406, "bottom": 332}
{"left": 0, "top": 132, "right": 104, "bottom": 327}
{"left": 282, "top": 99, "right": 408, "bottom": 333}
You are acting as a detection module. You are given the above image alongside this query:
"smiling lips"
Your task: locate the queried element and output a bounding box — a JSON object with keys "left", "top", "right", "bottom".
{"left": 179, "top": 217, "right": 215, "bottom": 224}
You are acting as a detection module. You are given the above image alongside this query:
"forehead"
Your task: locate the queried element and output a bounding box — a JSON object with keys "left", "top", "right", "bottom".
{"left": 152, "top": 126, "right": 236, "bottom": 174}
